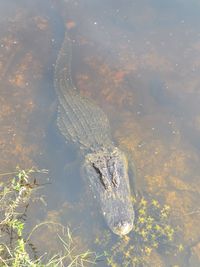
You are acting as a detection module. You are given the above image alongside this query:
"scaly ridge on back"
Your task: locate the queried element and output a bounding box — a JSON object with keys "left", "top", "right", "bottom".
{"left": 54, "top": 31, "right": 112, "bottom": 150}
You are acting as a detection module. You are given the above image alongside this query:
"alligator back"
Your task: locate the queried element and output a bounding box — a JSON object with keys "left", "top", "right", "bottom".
{"left": 54, "top": 32, "right": 112, "bottom": 150}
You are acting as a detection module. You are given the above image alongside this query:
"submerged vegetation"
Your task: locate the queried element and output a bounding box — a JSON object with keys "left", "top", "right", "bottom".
{"left": 0, "top": 167, "right": 100, "bottom": 267}
{"left": 95, "top": 196, "right": 183, "bottom": 267}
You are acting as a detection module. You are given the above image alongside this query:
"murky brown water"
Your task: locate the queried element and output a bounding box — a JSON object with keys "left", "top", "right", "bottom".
{"left": 0, "top": 0, "right": 200, "bottom": 266}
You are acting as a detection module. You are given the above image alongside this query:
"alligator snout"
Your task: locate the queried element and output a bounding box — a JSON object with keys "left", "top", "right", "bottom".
{"left": 113, "top": 220, "right": 133, "bottom": 236}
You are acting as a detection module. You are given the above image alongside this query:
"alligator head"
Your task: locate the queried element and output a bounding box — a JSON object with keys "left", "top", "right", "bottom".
{"left": 82, "top": 146, "right": 135, "bottom": 236}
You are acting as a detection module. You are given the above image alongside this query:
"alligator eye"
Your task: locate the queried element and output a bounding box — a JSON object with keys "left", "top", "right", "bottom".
{"left": 92, "top": 163, "right": 101, "bottom": 176}
{"left": 92, "top": 163, "right": 110, "bottom": 190}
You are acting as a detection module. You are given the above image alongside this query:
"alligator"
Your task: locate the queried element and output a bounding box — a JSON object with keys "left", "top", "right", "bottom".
{"left": 54, "top": 30, "right": 135, "bottom": 236}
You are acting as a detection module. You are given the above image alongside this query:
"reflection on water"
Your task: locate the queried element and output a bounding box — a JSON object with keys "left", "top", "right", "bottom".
{"left": 0, "top": 0, "right": 200, "bottom": 266}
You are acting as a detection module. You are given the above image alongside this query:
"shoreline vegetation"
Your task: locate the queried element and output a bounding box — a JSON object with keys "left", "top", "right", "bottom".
{"left": 0, "top": 167, "right": 182, "bottom": 267}
{"left": 0, "top": 167, "right": 100, "bottom": 267}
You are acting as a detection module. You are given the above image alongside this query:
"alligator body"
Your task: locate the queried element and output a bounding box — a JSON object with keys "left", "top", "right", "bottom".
{"left": 54, "top": 31, "right": 135, "bottom": 236}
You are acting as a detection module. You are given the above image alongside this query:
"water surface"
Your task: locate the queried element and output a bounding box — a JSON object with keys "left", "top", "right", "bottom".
{"left": 0, "top": 0, "right": 200, "bottom": 266}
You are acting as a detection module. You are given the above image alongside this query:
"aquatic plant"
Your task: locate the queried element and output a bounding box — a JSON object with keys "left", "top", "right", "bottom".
{"left": 95, "top": 196, "right": 183, "bottom": 266}
{"left": 0, "top": 167, "right": 41, "bottom": 266}
{"left": 0, "top": 167, "right": 100, "bottom": 266}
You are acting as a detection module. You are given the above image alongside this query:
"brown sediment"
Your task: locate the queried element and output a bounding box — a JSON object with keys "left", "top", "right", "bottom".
{"left": 189, "top": 242, "right": 200, "bottom": 267}
{"left": 8, "top": 52, "right": 42, "bottom": 88}
{"left": 140, "top": 50, "right": 173, "bottom": 72}
{"left": 33, "top": 16, "right": 48, "bottom": 31}
{"left": 143, "top": 250, "right": 165, "bottom": 267}
{"left": 66, "top": 20, "right": 76, "bottom": 30}
{"left": 0, "top": 6, "right": 52, "bottom": 172}
{"left": 76, "top": 57, "right": 135, "bottom": 110}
